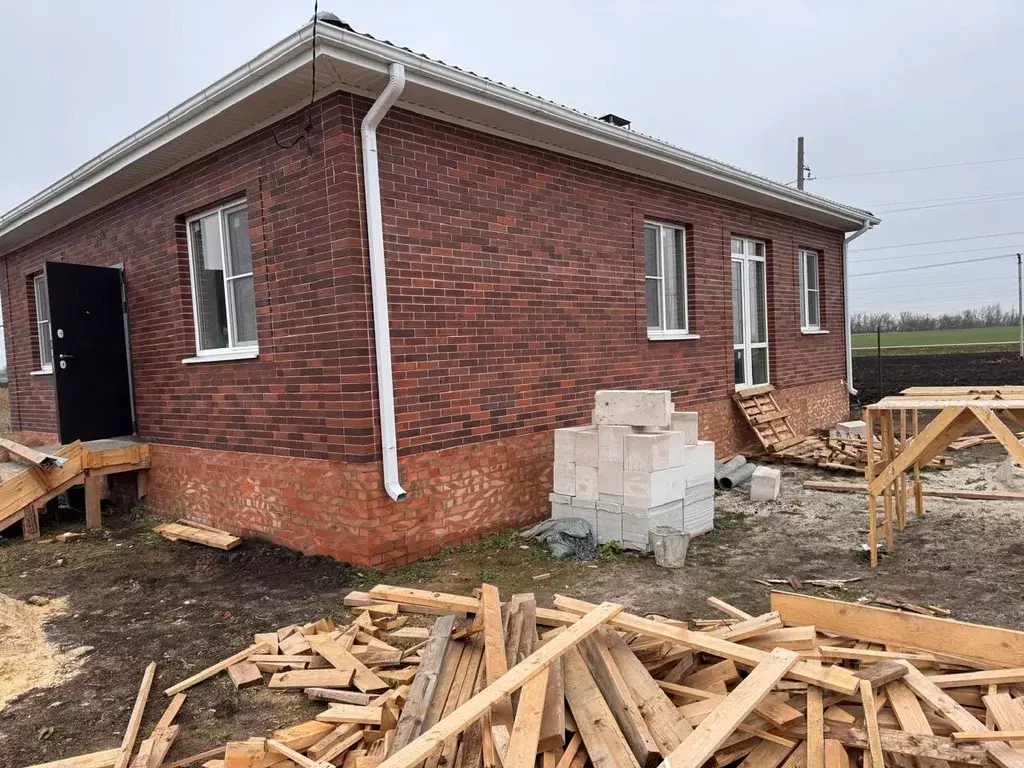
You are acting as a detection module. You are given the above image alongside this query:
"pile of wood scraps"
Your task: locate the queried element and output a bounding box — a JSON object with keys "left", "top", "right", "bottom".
{"left": 33, "top": 585, "right": 1024, "bottom": 768}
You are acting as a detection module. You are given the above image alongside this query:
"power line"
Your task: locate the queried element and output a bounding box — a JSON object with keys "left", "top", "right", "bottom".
{"left": 850, "top": 273, "right": 1014, "bottom": 292}
{"left": 879, "top": 193, "right": 1024, "bottom": 215}
{"left": 851, "top": 243, "right": 1024, "bottom": 264}
{"left": 850, "top": 252, "right": 1013, "bottom": 278}
{"left": 814, "top": 155, "right": 1024, "bottom": 181}
{"left": 850, "top": 229, "right": 1024, "bottom": 252}
{"left": 867, "top": 190, "right": 1024, "bottom": 207}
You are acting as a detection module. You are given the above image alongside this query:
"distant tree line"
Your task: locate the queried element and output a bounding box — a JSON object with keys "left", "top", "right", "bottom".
{"left": 851, "top": 304, "right": 1020, "bottom": 334}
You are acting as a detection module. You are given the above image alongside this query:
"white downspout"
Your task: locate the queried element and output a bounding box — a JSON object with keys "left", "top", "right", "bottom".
{"left": 362, "top": 63, "right": 408, "bottom": 501}
{"left": 843, "top": 220, "right": 873, "bottom": 395}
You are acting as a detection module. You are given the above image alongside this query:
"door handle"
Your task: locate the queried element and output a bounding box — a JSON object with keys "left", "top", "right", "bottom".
{"left": 58, "top": 353, "right": 75, "bottom": 360}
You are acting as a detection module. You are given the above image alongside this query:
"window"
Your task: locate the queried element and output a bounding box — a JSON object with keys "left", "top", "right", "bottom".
{"left": 798, "top": 249, "right": 820, "bottom": 331}
{"left": 185, "top": 200, "right": 257, "bottom": 358}
{"left": 731, "top": 237, "right": 769, "bottom": 389}
{"left": 33, "top": 274, "right": 52, "bottom": 372}
{"left": 644, "top": 221, "right": 690, "bottom": 338}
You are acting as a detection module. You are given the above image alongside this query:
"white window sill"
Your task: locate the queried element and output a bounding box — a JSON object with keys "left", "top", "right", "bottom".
{"left": 647, "top": 330, "right": 701, "bottom": 342}
{"left": 800, "top": 328, "right": 829, "bottom": 335}
{"left": 182, "top": 348, "right": 259, "bottom": 365}
{"left": 30, "top": 368, "right": 53, "bottom": 376}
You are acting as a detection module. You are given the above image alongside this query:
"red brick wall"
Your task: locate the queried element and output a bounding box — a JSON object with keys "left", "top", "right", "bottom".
{"left": 1, "top": 90, "right": 851, "bottom": 562}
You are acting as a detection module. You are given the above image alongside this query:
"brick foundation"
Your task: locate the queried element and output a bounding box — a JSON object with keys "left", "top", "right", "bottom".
{"left": 143, "top": 378, "right": 847, "bottom": 567}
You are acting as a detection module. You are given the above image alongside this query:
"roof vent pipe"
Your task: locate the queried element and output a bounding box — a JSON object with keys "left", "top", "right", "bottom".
{"left": 362, "top": 63, "right": 407, "bottom": 501}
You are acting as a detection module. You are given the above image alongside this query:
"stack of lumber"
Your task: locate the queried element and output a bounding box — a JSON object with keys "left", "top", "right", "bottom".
{"left": 760, "top": 433, "right": 952, "bottom": 473}
{"left": 32, "top": 587, "right": 1024, "bottom": 768}
{"left": 155, "top": 520, "right": 241, "bottom": 550}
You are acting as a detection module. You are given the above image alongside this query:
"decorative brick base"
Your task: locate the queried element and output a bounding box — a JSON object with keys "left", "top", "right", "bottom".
{"left": 141, "top": 378, "right": 848, "bottom": 568}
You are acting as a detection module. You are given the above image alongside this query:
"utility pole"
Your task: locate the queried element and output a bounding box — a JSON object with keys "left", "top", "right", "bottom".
{"left": 1018, "top": 253, "right": 1022, "bottom": 359}
{"left": 797, "top": 136, "right": 805, "bottom": 191}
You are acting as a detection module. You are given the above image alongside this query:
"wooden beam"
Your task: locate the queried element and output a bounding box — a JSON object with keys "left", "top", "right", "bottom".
{"left": 897, "top": 661, "right": 1024, "bottom": 768}
{"left": 859, "top": 680, "right": 884, "bottom": 768}
{"left": 84, "top": 474, "right": 103, "bottom": 529}
{"left": 113, "top": 662, "right": 157, "bottom": 768}
{"left": 659, "top": 648, "right": 799, "bottom": 768}
{"left": 803, "top": 480, "right": 1024, "bottom": 502}
{"left": 504, "top": 664, "right": 551, "bottom": 767}
{"left": 164, "top": 642, "right": 269, "bottom": 696}
{"left": 968, "top": 406, "right": 1024, "bottom": 467}
{"left": 867, "top": 406, "right": 968, "bottom": 495}
{"left": 26, "top": 749, "right": 121, "bottom": 768}
{"left": 929, "top": 669, "right": 1024, "bottom": 688}
{"left": 481, "top": 583, "right": 515, "bottom": 728}
{"left": 388, "top": 614, "right": 456, "bottom": 754}
{"left": 373, "top": 602, "right": 622, "bottom": 768}
{"left": 268, "top": 669, "right": 354, "bottom": 689}
{"left": 553, "top": 595, "right": 859, "bottom": 694}
{"left": 953, "top": 731, "right": 1024, "bottom": 743}
{"left": 771, "top": 591, "right": 1024, "bottom": 668}
{"left": 308, "top": 633, "right": 390, "bottom": 694}
{"left": 981, "top": 693, "right": 1024, "bottom": 749}
{"left": 706, "top": 597, "right": 754, "bottom": 621}
{"left": 563, "top": 647, "right": 640, "bottom": 768}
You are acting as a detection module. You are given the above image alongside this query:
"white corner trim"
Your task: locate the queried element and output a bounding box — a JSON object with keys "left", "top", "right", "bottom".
{"left": 648, "top": 330, "right": 701, "bottom": 341}
{"left": 30, "top": 368, "right": 53, "bottom": 376}
{"left": 182, "top": 348, "right": 259, "bottom": 365}
{"left": 800, "top": 328, "right": 830, "bottom": 335}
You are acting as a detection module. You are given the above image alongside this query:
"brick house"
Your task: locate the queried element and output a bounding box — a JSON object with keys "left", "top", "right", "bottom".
{"left": 0, "top": 17, "right": 878, "bottom": 566}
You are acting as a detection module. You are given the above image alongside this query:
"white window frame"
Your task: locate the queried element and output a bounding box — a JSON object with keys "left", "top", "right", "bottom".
{"left": 732, "top": 237, "right": 770, "bottom": 391}
{"left": 183, "top": 199, "right": 258, "bottom": 363}
{"left": 644, "top": 220, "right": 698, "bottom": 341}
{"left": 798, "top": 248, "right": 823, "bottom": 333}
{"left": 33, "top": 274, "right": 53, "bottom": 373}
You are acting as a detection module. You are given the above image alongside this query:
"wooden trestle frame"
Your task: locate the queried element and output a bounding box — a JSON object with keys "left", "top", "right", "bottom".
{"left": 864, "top": 386, "right": 1024, "bottom": 567}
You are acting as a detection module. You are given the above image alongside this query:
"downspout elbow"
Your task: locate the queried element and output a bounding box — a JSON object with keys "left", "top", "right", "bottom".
{"left": 844, "top": 221, "right": 873, "bottom": 397}
{"left": 362, "top": 63, "right": 408, "bottom": 501}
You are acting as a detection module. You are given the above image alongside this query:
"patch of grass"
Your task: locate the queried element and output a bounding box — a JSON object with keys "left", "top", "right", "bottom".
{"left": 852, "top": 327, "right": 1020, "bottom": 356}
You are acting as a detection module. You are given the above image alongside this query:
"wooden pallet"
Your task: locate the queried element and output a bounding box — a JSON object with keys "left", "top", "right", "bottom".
{"left": 732, "top": 384, "right": 802, "bottom": 453}
{"left": 760, "top": 434, "right": 952, "bottom": 473}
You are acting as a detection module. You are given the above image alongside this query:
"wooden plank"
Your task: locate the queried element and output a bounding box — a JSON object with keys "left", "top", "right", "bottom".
{"left": 706, "top": 597, "right": 754, "bottom": 621}
{"left": 771, "top": 591, "right": 1024, "bottom": 668}
{"left": 930, "top": 669, "right": 1024, "bottom": 688}
{"left": 563, "top": 647, "right": 640, "bottom": 768}
{"left": 155, "top": 522, "right": 240, "bottom": 550}
{"left": 817, "top": 646, "right": 936, "bottom": 665}
{"left": 226, "top": 661, "right": 262, "bottom": 690}
{"left": 859, "top": 680, "right": 884, "bottom": 768}
{"left": 823, "top": 740, "right": 848, "bottom": 768}
{"left": 897, "top": 661, "right": 1024, "bottom": 768}
{"left": 803, "top": 480, "right": 1024, "bottom": 501}
{"left": 306, "top": 688, "right": 375, "bottom": 706}
{"left": 554, "top": 733, "right": 583, "bottom": 768}
{"left": 26, "top": 749, "right": 122, "bottom": 768}
{"left": 538, "top": 654, "right": 565, "bottom": 753}
{"left": 737, "top": 740, "right": 795, "bottom": 768}
{"left": 155, "top": 693, "right": 187, "bottom": 730}
{"left": 388, "top": 614, "right": 456, "bottom": 754}
{"left": 317, "top": 705, "right": 384, "bottom": 725}
{"left": 887, "top": 679, "right": 949, "bottom": 768}
{"left": 141, "top": 725, "right": 178, "bottom": 768}
{"left": 807, "top": 682, "right": 824, "bottom": 768}
{"left": 162, "top": 746, "right": 226, "bottom": 768}
{"left": 480, "top": 583, "right": 514, "bottom": 728}
{"left": 274, "top": 720, "right": 335, "bottom": 751}
{"left": 504, "top": 664, "right": 550, "bottom": 767}
{"left": 0, "top": 441, "right": 86, "bottom": 522}
{"left": 84, "top": 474, "right": 103, "bottom": 529}
{"left": 953, "top": 730, "right": 1024, "bottom": 742}
{"left": 165, "top": 642, "right": 268, "bottom": 696}
{"left": 553, "top": 595, "right": 859, "bottom": 694}
{"left": 786, "top": 721, "right": 988, "bottom": 765}
{"left": 659, "top": 649, "right": 799, "bottom": 768}
{"left": 308, "top": 633, "right": 390, "bottom": 693}
{"left": 579, "top": 634, "right": 659, "bottom": 766}
{"left": 113, "top": 662, "right": 157, "bottom": 768}
{"left": 708, "top": 613, "right": 785, "bottom": 642}
{"left": 982, "top": 693, "right": 1024, "bottom": 748}
{"left": 266, "top": 739, "right": 323, "bottom": 768}
{"left": 867, "top": 406, "right": 969, "bottom": 494}
{"left": 373, "top": 601, "right": 622, "bottom": 768}
{"left": 0, "top": 437, "right": 61, "bottom": 467}
{"left": 743, "top": 627, "right": 818, "bottom": 651}
{"left": 600, "top": 625, "right": 692, "bottom": 754}
{"left": 854, "top": 659, "right": 909, "bottom": 688}
{"left": 269, "top": 669, "right": 354, "bottom": 689}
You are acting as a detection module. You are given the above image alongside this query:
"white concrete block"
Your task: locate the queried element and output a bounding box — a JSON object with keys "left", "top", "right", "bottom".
{"left": 834, "top": 420, "right": 867, "bottom": 439}
{"left": 549, "top": 492, "right": 571, "bottom": 505}
{"left": 683, "top": 497, "right": 715, "bottom": 536}
{"left": 750, "top": 466, "right": 782, "bottom": 502}
{"left": 670, "top": 411, "right": 699, "bottom": 445}
{"left": 596, "top": 508, "right": 622, "bottom": 544}
{"left": 623, "top": 431, "right": 686, "bottom": 472}
{"left": 598, "top": 425, "right": 633, "bottom": 463}
{"left": 684, "top": 481, "right": 715, "bottom": 505}
{"left": 551, "top": 502, "right": 572, "bottom": 519}
{"left": 575, "top": 465, "right": 599, "bottom": 501}
{"left": 621, "top": 515, "right": 651, "bottom": 552}
{"left": 623, "top": 466, "right": 685, "bottom": 508}
{"left": 574, "top": 429, "right": 600, "bottom": 468}
{"left": 599, "top": 493, "right": 624, "bottom": 504}
{"left": 596, "top": 499, "right": 623, "bottom": 514}
{"left": 684, "top": 441, "right": 716, "bottom": 487}
{"left": 648, "top": 500, "right": 683, "bottom": 531}
{"left": 598, "top": 460, "right": 624, "bottom": 495}
{"left": 572, "top": 497, "right": 596, "bottom": 509}
{"left": 622, "top": 504, "right": 648, "bottom": 517}
{"left": 572, "top": 505, "right": 597, "bottom": 533}
{"left": 553, "top": 427, "right": 586, "bottom": 464}
{"left": 553, "top": 462, "right": 575, "bottom": 496}
{"left": 594, "top": 390, "right": 673, "bottom": 428}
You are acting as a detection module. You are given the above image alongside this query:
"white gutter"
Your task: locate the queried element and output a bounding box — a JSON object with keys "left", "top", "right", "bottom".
{"left": 362, "top": 62, "right": 408, "bottom": 502}
{"left": 844, "top": 221, "right": 873, "bottom": 395}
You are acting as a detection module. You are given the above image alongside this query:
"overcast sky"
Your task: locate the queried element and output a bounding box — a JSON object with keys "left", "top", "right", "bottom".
{"left": 2, "top": 0, "right": 1024, "bottom": 349}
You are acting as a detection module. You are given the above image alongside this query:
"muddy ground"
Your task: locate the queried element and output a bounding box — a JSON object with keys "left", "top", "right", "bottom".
{"left": 852, "top": 350, "right": 1024, "bottom": 405}
{"left": 4, "top": 443, "right": 1024, "bottom": 765}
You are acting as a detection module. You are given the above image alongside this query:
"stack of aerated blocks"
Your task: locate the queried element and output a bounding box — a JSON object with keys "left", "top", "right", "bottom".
{"left": 549, "top": 390, "right": 715, "bottom": 552}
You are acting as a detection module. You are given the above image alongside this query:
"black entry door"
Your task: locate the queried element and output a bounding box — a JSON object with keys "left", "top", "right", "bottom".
{"left": 45, "top": 261, "right": 135, "bottom": 443}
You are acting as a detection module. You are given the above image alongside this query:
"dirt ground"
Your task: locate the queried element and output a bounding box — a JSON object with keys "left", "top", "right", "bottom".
{"left": 4, "top": 443, "right": 1024, "bottom": 766}
{"left": 852, "top": 350, "right": 1024, "bottom": 404}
